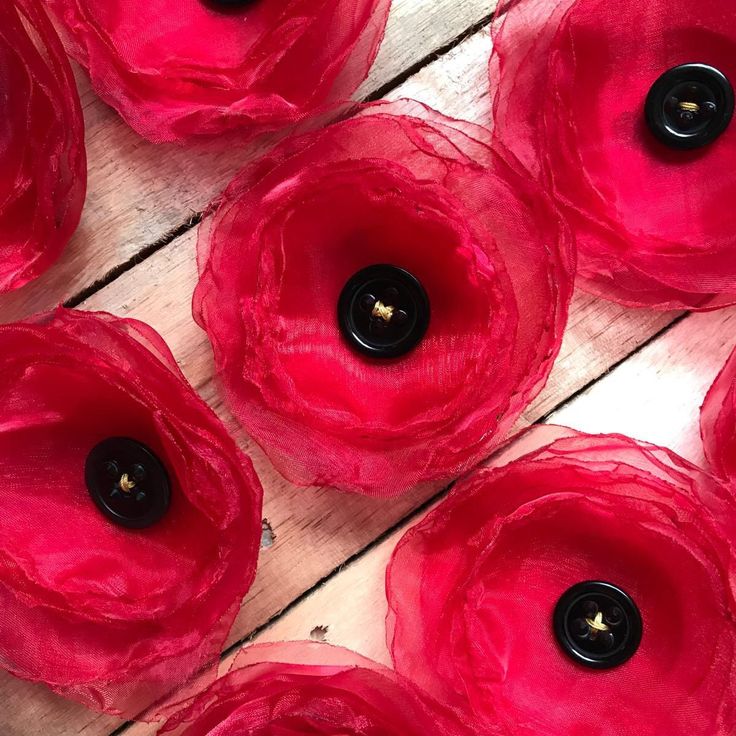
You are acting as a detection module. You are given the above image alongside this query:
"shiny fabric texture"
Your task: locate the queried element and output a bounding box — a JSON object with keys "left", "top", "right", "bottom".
{"left": 46, "top": 0, "right": 390, "bottom": 143}
{"left": 0, "top": 309, "right": 263, "bottom": 717}
{"left": 702, "top": 345, "right": 736, "bottom": 485}
{"left": 490, "top": 0, "right": 736, "bottom": 310}
{"left": 0, "top": 0, "right": 86, "bottom": 293}
{"left": 194, "top": 101, "right": 574, "bottom": 496}
{"left": 386, "top": 428, "right": 736, "bottom": 735}
{"left": 157, "top": 641, "right": 479, "bottom": 736}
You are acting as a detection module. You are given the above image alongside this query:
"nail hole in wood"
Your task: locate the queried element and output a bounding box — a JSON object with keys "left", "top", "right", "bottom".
{"left": 310, "top": 625, "right": 329, "bottom": 642}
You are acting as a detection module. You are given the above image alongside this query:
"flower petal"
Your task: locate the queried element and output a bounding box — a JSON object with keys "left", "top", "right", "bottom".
{"left": 0, "top": 0, "right": 86, "bottom": 293}
{"left": 387, "top": 427, "right": 736, "bottom": 734}
{"left": 194, "top": 101, "right": 574, "bottom": 495}
{"left": 47, "top": 0, "right": 390, "bottom": 142}
{"left": 0, "top": 309, "right": 263, "bottom": 717}
{"left": 491, "top": 0, "right": 736, "bottom": 309}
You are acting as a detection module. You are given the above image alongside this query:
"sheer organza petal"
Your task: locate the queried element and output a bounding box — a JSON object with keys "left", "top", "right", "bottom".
{"left": 490, "top": 0, "right": 736, "bottom": 310}
{"left": 702, "top": 345, "right": 736, "bottom": 485}
{"left": 0, "top": 0, "right": 86, "bottom": 293}
{"left": 47, "top": 0, "right": 390, "bottom": 143}
{"left": 0, "top": 309, "right": 263, "bottom": 718}
{"left": 387, "top": 427, "right": 736, "bottom": 735}
{"left": 194, "top": 100, "right": 574, "bottom": 496}
{"left": 157, "top": 641, "right": 484, "bottom": 736}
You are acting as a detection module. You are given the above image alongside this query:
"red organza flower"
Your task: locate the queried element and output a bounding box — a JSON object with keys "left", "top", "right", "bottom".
{"left": 158, "top": 641, "right": 480, "bottom": 736}
{"left": 0, "top": 309, "right": 263, "bottom": 717}
{"left": 386, "top": 428, "right": 736, "bottom": 735}
{"left": 46, "top": 0, "right": 390, "bottom": 143}
{"left": 0, "top": 0, "right": 86, "bottom": 293}
{"left": 194, "top": 101, "right": 573, "bottom": 496}
{"left": 490, "top": 0, "right": 736, "bottom": 310}
{"left": 702, "top": 345, "right": 736, "bottom": 485}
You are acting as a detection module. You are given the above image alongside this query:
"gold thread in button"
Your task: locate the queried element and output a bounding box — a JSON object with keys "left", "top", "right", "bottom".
{"left": 118, "top": 473, "right": 136, "bottom": 494}
{"left": 585, "top": 611, "right": 610, "bottom": 634}
{"left": 371, "top": 300, "right": 395, "bottom": 323}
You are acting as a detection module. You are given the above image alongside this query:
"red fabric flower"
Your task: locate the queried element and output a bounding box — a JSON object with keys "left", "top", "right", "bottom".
{"left": 46, "top": 0, "right": 390, "bottom": 143}
{"left": 702, "top": 345, "right": 736, "bottom": 485}
{"left": 0, "top": 0, "right": 86, "bottom": 293}
{"left": 193, "top": 101, "right": 574, "bottom": 496}
{"left": 158, "top": 641, "right": 480, "bottom": 736}
{"left": 490, "top": 0, "right": 736, "bottom": 310}
{"left": 0, "top": 309, "right": 263, "bottom": 717}
{"left": 386, "top": 428, "right": 736, "bottom": 735}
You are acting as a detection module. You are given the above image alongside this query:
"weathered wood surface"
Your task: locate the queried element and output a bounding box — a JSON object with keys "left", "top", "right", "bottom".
{"left": 0, "top": 3, "right": 711, "bottom": 736}
{"left": 0, "top": 245, "right": 680, "bottom": 734}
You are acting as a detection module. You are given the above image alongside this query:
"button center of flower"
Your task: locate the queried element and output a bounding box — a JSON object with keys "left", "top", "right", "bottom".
{"left": 338, "top": 264, "right": 430, "bottom": 359}
{"left": 645, "top": 63, "right": 734, "bottom": 149}
{"left": 86, "top": 438, "right": 171, "bottom": 529}
{"left": 554, "top": 581, "right": 642, "bottom": 669}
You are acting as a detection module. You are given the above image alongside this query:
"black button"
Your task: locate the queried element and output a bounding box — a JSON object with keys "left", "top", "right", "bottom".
{"left": 203, "top": 0, "right": 254, "bottom": 9}
{"left": 645, "top": 63, "right": 734, "bottom": 149}
{"left": 85, "top": 438, "right": 171, "bottom": 529}
{"left": 553, "top": 581, "right": 642, "bottom": 669}
{"left": 338, "top": 265, "right": 430, "bottom": 359}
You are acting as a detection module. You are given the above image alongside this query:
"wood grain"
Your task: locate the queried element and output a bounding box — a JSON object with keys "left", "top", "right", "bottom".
{"left": 0, "top": 7, "right": 702, "bottom": 736}
{"left": 549, "top": 306, "right": 736, "bottom": 464}
{"left": 0, "top": 0, "right": 495, "bottom": 325}
{"left": 0, "top": 11, "right": 501, "bottom": 736}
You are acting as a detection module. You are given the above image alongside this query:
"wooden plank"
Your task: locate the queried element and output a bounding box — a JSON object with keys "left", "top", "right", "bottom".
{"left": 0, "top": 0, "right": 494, "bottom": 325}
{"left": 548, "top": 306, "right": 736, "bottom": 464}
{"left": 0, "top": 20, "right": 690, "bottom": 736}
{"left": 0, "top": 26, "right": 685, "bottom": 735}
{"left": 121, "top": 428, "right": 580, "bottom": 736}
{"left": 0, "top": 22, "right": 504, "bottom": 736}
{"left": 154, "top": 306, "right": 734, "bottom": 734}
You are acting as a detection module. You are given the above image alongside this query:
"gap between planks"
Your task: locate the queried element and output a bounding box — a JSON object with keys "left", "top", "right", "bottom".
{"left": 0, "top": 21, "right": 690, "bottom": 736}
{"left": 78, "top": 240, "right": 680, "bottom": 736}
{"left": 69, "top": 9, "right": 499, "bottom": 312}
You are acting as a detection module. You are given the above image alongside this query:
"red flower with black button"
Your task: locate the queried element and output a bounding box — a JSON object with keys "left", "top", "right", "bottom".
{"left": 193, "top": 101, "right": 574, "bottom": 496}
{"left": 0, "top": 0, "right": 86, "bottom": 294}
{"left": 702, "top": 345, "right": 736, "bottom": 486}
{"left": 45, "top": 0, "right": 390, "bottom": 143}
{"left": 0, "top": 309, "right": 263, "bottom": 717}
{"left": 386, "top": 427, "right": 736, "bottom": 736}
{"left": 157, "top": 641, "right": 486, "bottom": 736}
{"left": 490, "top": 0, "right": 736, "bottom": 310}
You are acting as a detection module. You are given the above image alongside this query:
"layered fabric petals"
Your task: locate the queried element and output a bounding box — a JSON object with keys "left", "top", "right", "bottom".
{"left": 490, "top": 0, "right": 736, "bottom": 309}
{"left": 0, "top": 309, "right": 263, "bottom": 717}
{"left": 0, "top": 0, "right": 86, "bottom": 293}
{"left": 47, "top": 0, "right": 391, "bottom": 143}
{"left": 702, "top": 345, "right": 736, "bottom": 485}
{"left": 194, "top": 101, "right": 574, "bottom": 495}
{"left": 387, "top": 428, "right": 736, "bottom": 735}
{"left": 158, "top": 641, "right": 483, "bottom": 736}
